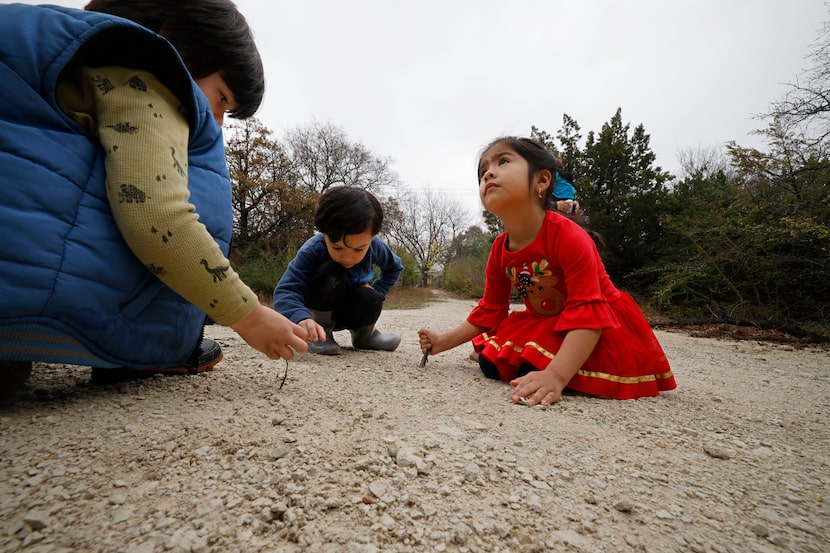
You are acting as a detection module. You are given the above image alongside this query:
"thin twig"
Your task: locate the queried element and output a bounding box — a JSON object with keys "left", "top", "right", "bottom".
{"left": 279, "top": 359, "right": 289, "bottom": 389}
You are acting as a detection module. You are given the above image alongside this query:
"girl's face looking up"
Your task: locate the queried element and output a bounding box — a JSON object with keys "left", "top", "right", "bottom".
{"left": 478, "top": 145, "right": 535, "bottom": 215}
{"left": 324, "top": 230, "right": 374, "bottom": 269}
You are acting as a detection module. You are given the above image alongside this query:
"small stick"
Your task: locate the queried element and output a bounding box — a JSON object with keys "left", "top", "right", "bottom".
{"left": 418, "top": 349, "right": 430, "bottom": 368}
{"left": 279, "top": 359, "right": 289, "bottom": 389}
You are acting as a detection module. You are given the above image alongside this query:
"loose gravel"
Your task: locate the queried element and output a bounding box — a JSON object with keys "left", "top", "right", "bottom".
{"left": 1, "top": 298, "right": 828, "bottom": 552}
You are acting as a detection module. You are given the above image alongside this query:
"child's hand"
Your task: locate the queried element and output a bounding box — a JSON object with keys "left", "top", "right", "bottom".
{"left": 417, "top": 328, "right": 442, "bottom": 355}
{"left": 231, "top": 303, "right": 309, "bottom": 360}
{"left": 299, "top": 318, "right": 325, "bottom": 343}
{"left": 556, "top": 199, "right": 578, "bottom": 214}
{"left": 511, "top": 329, "right": 599, "bottom": 405}
{"left": 509, "top": 368, "right": 569, "bottom": 406}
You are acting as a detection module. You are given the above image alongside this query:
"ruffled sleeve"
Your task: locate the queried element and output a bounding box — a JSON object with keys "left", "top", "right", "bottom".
{"left": 467, "top": 233, "right": 511, "bottom": 330}
{"left": 550, "top": 216, "right": 620, "bottom": 332}
{"left": 553, "top": 298, "right": 619, "bottom": 332}
{"left": 467, "top": 301, "right": 508, "bottom": 330}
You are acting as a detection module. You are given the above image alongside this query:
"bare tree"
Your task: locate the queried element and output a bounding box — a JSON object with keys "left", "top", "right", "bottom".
{"left": 761, "top": 15, "right": 830, "bottom": 147}
{"left": 225, "top": 118, "right": 316, "bottom": 251}
{"left": 284, "top": 120, "right": 399, "bottom": 194}
{"left": 383, "top": 188, "right": 471, "bottom": 286}
{"left": 676, "top": 144, "right": 735, "bottom": 181}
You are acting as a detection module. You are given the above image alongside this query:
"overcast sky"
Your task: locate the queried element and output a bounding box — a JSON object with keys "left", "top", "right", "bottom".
{"left": 28, "top": 1, "right": 827, "bottom": 221}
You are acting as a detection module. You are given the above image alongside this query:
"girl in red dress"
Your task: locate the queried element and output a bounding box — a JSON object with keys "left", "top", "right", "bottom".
{"left": 418, "top": 137, "right": 676, "bottom": 405}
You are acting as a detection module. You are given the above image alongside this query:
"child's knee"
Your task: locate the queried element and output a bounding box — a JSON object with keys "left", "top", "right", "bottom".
{"left": 354, "top": 284, "right": 384, "bottom": 305}
{"left": 478, "top": 355, "right": 501, "bottom": 380}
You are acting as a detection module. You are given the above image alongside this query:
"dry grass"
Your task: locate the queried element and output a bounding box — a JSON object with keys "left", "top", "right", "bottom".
{"left": 384, "top": 287, "right": 447, "bottom": 310}
{"left": 259, "top": 287, "right": 454, "bottom": 312}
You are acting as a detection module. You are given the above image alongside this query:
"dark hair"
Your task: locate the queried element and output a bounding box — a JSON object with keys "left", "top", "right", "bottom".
{"left": 480, "top": 136, "right": 606, "bottom": 250}
{"left": 557, "top": 169, "right": 574, "bottom": 184}
{"left": 314, "top": 187, "right": 384, "bottom": 243}
{"left": 85, "top": 0, "right": 264, "bottom": 119}
{"left": 478, "top": 136, "right": 564, "bottom": 211}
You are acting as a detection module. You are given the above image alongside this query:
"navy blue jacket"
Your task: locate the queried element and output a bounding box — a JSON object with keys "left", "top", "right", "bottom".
{"left": 0, "top": 5, "right": 233, "bottom": 368}
{"left": 273, "top": 234, "right": 403, "bottom": 324}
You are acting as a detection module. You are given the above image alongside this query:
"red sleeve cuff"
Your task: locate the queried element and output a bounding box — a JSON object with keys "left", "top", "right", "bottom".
{"left": 553, "top": 299, "right": 619, "bottom": 332}
{"left": 467, "top": 303, "right": 508, "bottom": 330}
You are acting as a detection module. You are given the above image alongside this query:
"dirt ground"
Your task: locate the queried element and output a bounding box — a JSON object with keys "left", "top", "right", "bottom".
{"left": 1, "top": 297, "right": 828, "bottom": 553}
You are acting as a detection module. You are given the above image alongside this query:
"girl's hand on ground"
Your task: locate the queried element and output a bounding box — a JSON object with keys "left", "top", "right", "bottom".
{"left": 509, "top": 369, "right": 566, "bottom": 406}
{"left": 299, "top": 318, "right": 325, "bottom": 342}
{"left": 231, "top": 304, "right": 309, "bottom": 360}
{"left": 510, "top": 329, "right": 598, "bottom": 405}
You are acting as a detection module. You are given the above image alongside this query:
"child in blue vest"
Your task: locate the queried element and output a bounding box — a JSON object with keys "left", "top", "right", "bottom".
{"left": 0, "top": 1, "right": 310, "bottom": 399}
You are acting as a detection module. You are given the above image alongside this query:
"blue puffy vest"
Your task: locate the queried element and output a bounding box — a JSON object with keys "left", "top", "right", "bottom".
{"left": 0, "top": 4, "right": 233, "bottom": 368}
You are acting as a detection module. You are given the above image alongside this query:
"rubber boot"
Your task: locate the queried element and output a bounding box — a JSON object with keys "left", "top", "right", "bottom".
{"left": 350, "top": 324, "right": 401, "bottom": 352}
{"left": 308, "top": 310, "right": 342, "bottom": 355}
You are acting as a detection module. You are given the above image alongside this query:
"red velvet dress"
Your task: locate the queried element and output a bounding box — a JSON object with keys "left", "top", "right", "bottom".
{"left": 469, "top": 211, "right": 676, "bottom": 399}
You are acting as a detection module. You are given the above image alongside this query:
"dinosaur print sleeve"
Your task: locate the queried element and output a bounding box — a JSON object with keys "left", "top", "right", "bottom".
{"left": 60, "top": 66, "right": 257, "bottom": 326}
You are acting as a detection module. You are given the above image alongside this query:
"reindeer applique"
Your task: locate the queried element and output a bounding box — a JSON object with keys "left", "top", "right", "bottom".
{"left": 506, "top": 259, "right": 565, "bottom": 316}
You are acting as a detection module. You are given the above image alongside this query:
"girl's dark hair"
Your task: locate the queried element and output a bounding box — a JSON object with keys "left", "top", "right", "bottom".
{"left": 480, "top": 136, "right": 606, "bottom": 251}
{"left": 85, "top": 0, "right": 264, "bottom": 119}
{"left": 314, "top": 186, "right": 384, "bottom": 243}
{"left": 479, "top": 136, "right": 565, "bottom": 212}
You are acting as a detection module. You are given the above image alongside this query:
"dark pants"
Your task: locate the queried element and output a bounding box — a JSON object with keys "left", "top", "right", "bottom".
{"left": 305, "top": 260, "right": 384, "bottom": 331}
{"left": 478, "top": 355, "right": 536, "bottom": 381}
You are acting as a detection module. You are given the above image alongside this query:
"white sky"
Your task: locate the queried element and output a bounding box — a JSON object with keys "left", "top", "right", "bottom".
{"left": 24, "top": 1, "right": 827, "bottom": 222}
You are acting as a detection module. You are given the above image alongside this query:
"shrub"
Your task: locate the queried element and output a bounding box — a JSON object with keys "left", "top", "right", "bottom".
{"left": 230, "top": 244, "right": 295, "bottom": 297}
{"left": 444, "top": 255, "right": 486, "bottom": 298}
{"left": 394, "top": 247, "right": 422, "bottom": 288}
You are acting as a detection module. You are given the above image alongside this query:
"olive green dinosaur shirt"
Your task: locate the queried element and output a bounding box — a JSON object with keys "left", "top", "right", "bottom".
{"left": 57, "top": 65, "right": 257, "bottom": 326}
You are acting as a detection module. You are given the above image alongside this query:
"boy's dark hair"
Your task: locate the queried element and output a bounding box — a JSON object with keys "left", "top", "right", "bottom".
{"left": 85, "top": 0, "right": 264, "bottom": 119}
{"left": 314, "top": 186, "right": 384, "bottom": 243}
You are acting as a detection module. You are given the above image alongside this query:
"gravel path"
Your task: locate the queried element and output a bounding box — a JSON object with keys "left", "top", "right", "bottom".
{"left": 1, "top": 298, "right": 828, "bottom": 552}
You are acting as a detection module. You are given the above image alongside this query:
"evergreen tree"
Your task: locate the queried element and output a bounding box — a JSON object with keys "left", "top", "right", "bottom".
{"left": 575, "top": 108, "right": 673, "bottom": 280}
